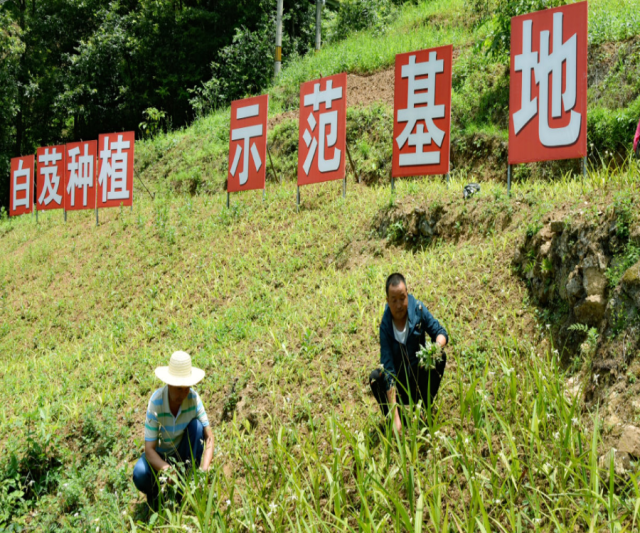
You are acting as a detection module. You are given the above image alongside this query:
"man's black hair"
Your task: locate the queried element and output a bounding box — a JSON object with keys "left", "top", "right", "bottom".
{"left": 385, "top": 273, "right": 406, "bottom": 295}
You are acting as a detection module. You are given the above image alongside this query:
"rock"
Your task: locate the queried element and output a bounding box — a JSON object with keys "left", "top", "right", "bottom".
{"left": 630, "top": 225, "right": 640, "bottom": 246}
{"left": 550, "top": 220, "right": 565, "bottom": 233}
{"left": 604, "top": 413, "right": 621, "bottom": 432}
{"left": 539, "top": 225, "right": 555, "bottom": 241}
{"left": 540, "top": 240, "right": 552, "bottom": 257}
{"left": 621, "top": 261, "right": 640, "bottom": 307}
{"left": 574, "top": 294, "right": 606, "bottom": 325}
{"left": 565, "top": 375, "right": 583, "bottom": 401}
{"left": 583, "top": 267, "right": 607, "bottom": 298}
{"left": 617, "top": 425, "right": 640, "bottom": 457}
{"left": 566, "top": 270, "right": 584, "bottom": 304}
{"left": 419, "top": 218, "right": 434, "bottom": 238}
{"left": 598, "top": 449, "right": 631, "bottom": 475}
{"left": 631, "top": 398, "right": 640, "bottom": 413}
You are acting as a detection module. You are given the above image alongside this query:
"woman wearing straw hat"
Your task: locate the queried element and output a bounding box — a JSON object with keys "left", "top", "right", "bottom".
{"left": 132, "top": 351, "right": 214, "bottom": 509}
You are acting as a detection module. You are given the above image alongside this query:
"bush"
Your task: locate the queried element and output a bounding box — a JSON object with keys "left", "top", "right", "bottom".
{"left": 327, "top": 0, "right": 398, "bottom": 42}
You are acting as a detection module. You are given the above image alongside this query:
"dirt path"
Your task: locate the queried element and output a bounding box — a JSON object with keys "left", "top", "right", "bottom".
{"left": 268, "top": 68, "right": 395, "bottom": 130}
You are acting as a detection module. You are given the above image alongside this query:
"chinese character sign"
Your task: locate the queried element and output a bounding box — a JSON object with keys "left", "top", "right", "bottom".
{"left": 228, "top": 94, "right": 269, "bottom": 192}
{"left": 36, "top": 146, "right": 65, "bottom": 211}
{"left": 65, "top": 141, "right": 97, "bottom": 211}
{"left": 297, "top": 73, "right": 347, "bottom": 186}
{"left": 392, "top": 45, "right": 452, "bottom": 178}
{"left": 509, "top": 2, "right": 588, "bottom": 164}
{"left": 97, "top": 132, "right": 135, "bottom": 208}
{"left": 10, "top": 155, "right": 34, "bottom": 217}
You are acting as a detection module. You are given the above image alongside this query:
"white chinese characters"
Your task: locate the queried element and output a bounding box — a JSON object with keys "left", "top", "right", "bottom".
{"left": 302, "top": 80, "right": 342, "bottom": 175}
{"left": 67, "top": 145, "right": 93, "bottom": 207}
{"left": 38, "top": 148, "right": 63, "bottom": 206}
{"left": 513, "top": 12, "right": 580, "bottom": 147}
{"left": 98, "top": 135, "right": 131, "bottom": 202}
{"left": 12, "top": 160, "right": 31, "bottom": 211}
{"left": 230, "top": 104, "right": 263, "bottom": 186}
{"left": 396, "top": 53, "right": 445, "bottom": 166}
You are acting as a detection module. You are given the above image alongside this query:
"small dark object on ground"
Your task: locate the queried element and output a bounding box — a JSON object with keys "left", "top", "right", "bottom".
{"left": 463, "top": 183, "right": 480, "bottom": 199}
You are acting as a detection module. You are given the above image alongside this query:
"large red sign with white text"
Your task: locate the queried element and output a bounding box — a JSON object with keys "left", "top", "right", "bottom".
{"left": 36, "top": 146, "right": 65, "bottom": 211}
{"left": 297, "top": 73, "right": 347, "bottom": 186}
{"left": 10, "top": 155, "right": 34, "bottom": 217}
{"left": 509, "top": 2, "right": 588, "bottom": 164}
{"left": 228, "top": 94, "right": 269, "bottom": 192}
{"left": 64, "top": 141, "right": 97, "bottom": 211}
{"left": 392, "top": 45, "right": 452, "bottom": 178}
{"left": 97, "top": 132, "right": 135, "bottom": 208}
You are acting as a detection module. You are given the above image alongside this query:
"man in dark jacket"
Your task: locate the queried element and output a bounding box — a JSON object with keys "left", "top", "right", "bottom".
{"left": 370, "top": 273, "right": 448, "bottom": 433}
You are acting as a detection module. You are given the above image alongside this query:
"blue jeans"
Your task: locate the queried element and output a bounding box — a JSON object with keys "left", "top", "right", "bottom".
{"left": 132, "top": 418, "right": 204, "bottom": 499}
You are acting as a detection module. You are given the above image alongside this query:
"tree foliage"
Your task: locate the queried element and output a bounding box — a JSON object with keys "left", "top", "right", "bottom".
{"left": 0, "top": 0, "right": 316, "bottom": 208}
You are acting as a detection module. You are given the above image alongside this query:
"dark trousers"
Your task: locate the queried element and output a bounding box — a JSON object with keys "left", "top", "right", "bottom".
{"left": 370, "top": 352, "right": 446, "bottom": 417}
{"left": 132, "top": 418, "right": 204, "bottom": 504}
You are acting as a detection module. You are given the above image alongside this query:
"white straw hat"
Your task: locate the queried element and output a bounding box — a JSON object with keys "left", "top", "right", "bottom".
{"left": 155, "top": 351, "right": 205, "bottom": 387}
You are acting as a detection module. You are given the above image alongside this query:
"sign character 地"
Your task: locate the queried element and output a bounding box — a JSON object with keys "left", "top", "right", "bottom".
{"left": 10, "top": 155, "right": 34, "bottom": 217}
{"left": 228, "top": 94, "right": 269, "bottom": 193}
{"left": 37, "top": 146, "right": 65, "bottom": 211}
{"left": 392, "top": 45, "right": 453, "bottom": 178}
{"left": 297, "top": 73, "right": 347, "bottom": 186}
{"left": 509, "top": 2, "right": 588, "bottom": 164}
{"left": 97, "top": 131, "right": 135, "bottom": 208}
{"left": 65, "top": 141, "right": 97, "bottom": 211}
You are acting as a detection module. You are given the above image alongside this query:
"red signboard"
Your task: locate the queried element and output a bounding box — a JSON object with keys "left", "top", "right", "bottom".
{"left": 97, "top": 131, "right": 135, "bottom": 208}
{"left": 10, "top": 155, "right": 34, "bottom": 217}
{"left": 36, "top": 145, "right": 65, "bottom": 211}
{"left": 228, "top": 94, "right": 269, "bottom": 192}
{"left": 297, "top": 73, "right": 347, "bottom": 186}
{"left": 64, "top": 141, "right": 97, "bottom": 211}
{"left": 509, "top": 1, "right": 588, "bottom": 164}
{"left": 392, "top": 45, "right": 453, "bottom": 178}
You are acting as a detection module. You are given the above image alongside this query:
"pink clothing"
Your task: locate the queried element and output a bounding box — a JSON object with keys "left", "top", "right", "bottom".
{"left": 635, "top": 118, "right": 640, "bottom": 153}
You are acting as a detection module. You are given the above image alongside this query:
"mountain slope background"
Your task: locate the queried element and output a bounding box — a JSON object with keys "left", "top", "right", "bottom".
{"left": 2, "top": 0, "right": 640, "bottom": 531}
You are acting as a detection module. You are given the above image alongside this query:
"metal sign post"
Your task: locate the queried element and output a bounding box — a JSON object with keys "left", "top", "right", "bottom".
{"left": 315, "top": 0, "right": 322, "bottom": 52}
{"left": 296, "top": 186, "right": 300, "bottom": 212}
{"left": 507, "top": 164, "right": 512, "bottom": 197}
{"left": 267, "top": 144, "right": 280, "bottom": 184}
{"left": 275, "top": 0, "right": 284, "bottom": 76}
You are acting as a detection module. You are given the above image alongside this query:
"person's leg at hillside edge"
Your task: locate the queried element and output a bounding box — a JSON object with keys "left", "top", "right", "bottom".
{"left": 133, "top": 453, "right": 159, "bottom": 510}
{"left": 175, "top": 418, "right": 205, "bottom": 467}
{"left": 132, "top": 419, "right": 204, "bottom": 510}
{"left": 370, "top": 354, "right": 446, "bottom": 426}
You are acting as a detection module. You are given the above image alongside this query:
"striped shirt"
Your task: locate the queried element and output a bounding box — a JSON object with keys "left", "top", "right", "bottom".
{"left": 144, "top": 386, "right": 210, "bottom": 454}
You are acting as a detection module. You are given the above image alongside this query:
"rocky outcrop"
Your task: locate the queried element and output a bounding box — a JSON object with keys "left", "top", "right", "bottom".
{"left": 513, "top": 208, "right": 640, "bottom": 410}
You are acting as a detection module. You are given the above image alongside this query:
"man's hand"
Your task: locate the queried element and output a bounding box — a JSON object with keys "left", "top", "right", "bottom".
{"left": 436, "top": 334, "right": 447, "bottom": 348}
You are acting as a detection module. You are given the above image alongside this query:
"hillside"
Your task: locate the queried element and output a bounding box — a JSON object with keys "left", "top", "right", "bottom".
{"left": 2, "top": 0, "right": 640, "bottom": 531}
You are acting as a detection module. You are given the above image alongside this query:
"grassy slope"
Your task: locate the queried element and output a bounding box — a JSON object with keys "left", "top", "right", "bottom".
{"left": 2, "top": 168, "right": 640, "bottom": 531}
{"left": 2, "top": 0, "right": 640, "bottom": 531}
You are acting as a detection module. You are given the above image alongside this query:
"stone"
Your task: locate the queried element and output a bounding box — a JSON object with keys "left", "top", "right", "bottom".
{"left": 583, "top": 267, "right": 607, "bottom": 298}
{"left": 631, "top": 398, "right": 640, "bottom": 413}
{"left": 564, "top": 376, "right": 583, "bottom": 401}
{"left": 566, "top": 270, "right": 584, "bottom": 304}
{"left": 630, "top": 225, "right": 640, "bottom": 246}
{"left": 540, "top": 240, "right": 552, "bottom": 257}
{"left": 604, "top": 413, "right": 621, "bottom": 432}
{"left": 598, "top": 449, "right": 631, "bottom": 475}
{"left": 617, "top": 425, "right": 640, "bottom": 457}
{"left": 574, "top": 294, "right": 606, "bottom": 325}
{"left": 419, "top": 219, "right": 434, "bottom": 238}
{"left": 621, "top": 261, "right": 640, "bottom": 308}
{"left": 550, "top": 220, "right": 565, "bottom": 233}
{"left": 539, "top": 226, "right": 555, "bottom": 241}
